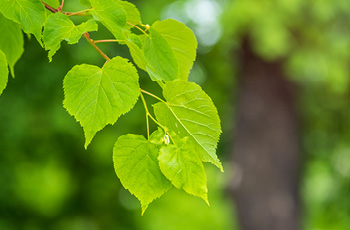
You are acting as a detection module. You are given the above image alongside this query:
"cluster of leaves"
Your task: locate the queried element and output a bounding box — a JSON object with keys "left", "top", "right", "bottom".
{"left": 0, "top": 0, "right": 222, "bottom": 213}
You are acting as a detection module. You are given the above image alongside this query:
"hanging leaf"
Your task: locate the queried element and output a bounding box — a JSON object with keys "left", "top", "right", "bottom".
{"left": 153, "top": 19, "right": 197, "bottom": 81}
{"left": 154, "top": 81, "right": 223, "bottom": 171}
{"left": 44, "top": 0, "right": 60, "bottom": 8}
{"left": 113, "top": 134, "right": 171, "bottom": 214}
{"left": 159, "top": 135, "right": 208, "bottom": 203}
{"left": 80, "top": 0, "right": 91, "bottom": 6}
{"left": 0, "top": 49, "right": 9, "bottom": 96}
{"left": 118, "top": 0, "right": 141, "bottom": 28}
{"left": 91, "top": 0, "right": 127, "bottom": 40}
{"left": 144, "top": 27, "right": 178, "bottom": 81}
{"left": 126, "top": 34, "right": 147, "bottom": 70}
{"left": 0, "top": 0, "right": 46, "bottom": 45}
{"left": 63, "top": 57, "right": 140, "bottom": 148}
{"left": 0, "top": 13, "right": 24, "bottom": 77}
{"left": 43, "top": 13, "right": 98, "bottom": 61}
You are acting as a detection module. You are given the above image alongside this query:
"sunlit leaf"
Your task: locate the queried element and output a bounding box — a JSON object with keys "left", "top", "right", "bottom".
{"left": 118, "top": 0, "right": 141, "bottom": 28}
{"left": 113, "top": 134, "right": 171, "bottom": 214}
{"left": 80, "top": 0, "right": 91, "bottom": 6}
{"left": 153, "top": 19, "right": 197, "bottom": 81}
{"left": 43, "top": 13, "right": 98, "bottom": 61}
{"left": 154, "top": 81, "right": 223, "bottom": 171}
{"left": 144, "top": 27, "right": 178, "bottom": 81}
{"left": 0, "top": 13, "right": 24, "bottom": 77}
{"left": 91, "top": 0, "right": 127, "bottom": 40}
{"left": 0, "top": 49, "right": 9, "bottom": 96}
{"left": 63, "top": 57, "right": 140, "bottom": 148}
{"left": 159, "top": 135, "right": 208, "bottom": 203}
{"left": 126, "top": 34, "right": 147, "bottom": 70}
{"left": 44, "top": 0, "right": 60, "bottom": 8}
{"left": 0, "top": 0, "right": 46, "bottom": 45}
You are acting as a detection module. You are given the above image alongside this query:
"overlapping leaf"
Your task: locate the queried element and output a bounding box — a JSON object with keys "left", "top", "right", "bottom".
{"left": 113, "top": 134, "right": 171, "bottom": 214}
{"left": 152, "top": 19, "right": 197, "bottom": 81}
{"left": 118, "top": 0, "right": 141, "bottom": 28}
{"left": 159, "top": 135, "right": 208, "bottom": 202}
{"left": 144, "top": 27, "right": 178, "bottom": 81}
{"left": 0, "top": 50, "right": 9, "bottom": 96}
{"left": 91, "top": 0, "right": 127, "bottom": 40}
{"left": 149, "top": 127, "right": 166, "bottom": 145}
{"left": 43, "top": 13, "right": 98, "bottom": 61}
{"left": 153, "top": 81, "right": 223, "bottom": 171}
{"left": 63, "top": 57, "right": 140, "bottom": 148}
{"left": 0, "top": 13, "right": 24, "bottom": 77}
{"left": 0, "top": 0, "right": 46, "bottom": 45}
{"left": 126, "top": 34, "right": 147, "bottom": 70}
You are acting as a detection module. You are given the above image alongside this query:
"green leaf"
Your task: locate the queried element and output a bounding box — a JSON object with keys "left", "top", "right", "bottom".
{"left": 159, "top": 135, "right": 208, "bottom": 203}
{"left": 118, "top": 0, "right": 141, "bottom": 28}
{"left": 0, "top": 0, "right": 46, "bottom": 45}
{"left": 126, "top": 34, "right": 147, "bottom": 70}
{"left": 63, "top": 57, "right": 140, "bottom": 148}
{"left": 44, "top": 0, "right": 60, "bottom": 8}
{"left": 80, "top": 0, "right": 91, "bottom": 6}
{"left": 144, "top": 27, "right": 178, "bottom": 81}
{"left": 43, "top": 13, "right": 98, "bottom": 61}
{"left": 91, "top": 0, "right": 127, "bottom": 40}
{"left": 113, "top": 134, "right": 171, "bottom": 214}
{"left": 153, "top": 19, "right": 197, "bottom": 81}
{"left": 0, "top": 49, "right": 9, "bottom": 96}
{"left": 0, "top": 13, "right": 24, "bottom": 77}
{"left": 149, "top": 127, "right": 166, "bottom": 145}
{"left": 153, "top": 81, "right": 223, "bottom": 171}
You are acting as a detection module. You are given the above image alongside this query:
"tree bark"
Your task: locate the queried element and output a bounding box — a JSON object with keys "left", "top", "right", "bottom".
{"left": 230, "top": 40, "right": 300, "bottom": 230}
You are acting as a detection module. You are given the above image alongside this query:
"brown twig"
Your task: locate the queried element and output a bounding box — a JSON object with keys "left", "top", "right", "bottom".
{"left": 42, "top": 1, "right": 58, "bottom": 13}
{"left": 83, "top": 33, "right": 110, "bottom": 61}
{"left": 41, "top": 2, "right": 111, "bottom": 61}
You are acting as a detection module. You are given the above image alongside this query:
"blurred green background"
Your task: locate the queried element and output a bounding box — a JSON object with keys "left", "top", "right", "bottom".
{"left": 0, "top": 0, "right": 349, "bottom": 229}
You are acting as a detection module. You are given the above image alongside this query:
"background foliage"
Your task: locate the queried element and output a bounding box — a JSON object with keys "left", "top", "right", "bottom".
{"left": 0, "top": 0, "right": 349, "bottom": 229}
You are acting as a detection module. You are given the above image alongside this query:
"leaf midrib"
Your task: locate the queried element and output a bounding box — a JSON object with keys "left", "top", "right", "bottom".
{"left": 164, "top": 102, "right": 217, "bottom": 163}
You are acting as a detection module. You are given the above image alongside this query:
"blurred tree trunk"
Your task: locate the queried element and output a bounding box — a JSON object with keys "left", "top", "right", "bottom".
{"left": 230, "top": 40, "right": 300, "bottom": 230}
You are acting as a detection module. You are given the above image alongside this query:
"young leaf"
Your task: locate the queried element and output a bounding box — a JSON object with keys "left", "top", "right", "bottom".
{"left": 152, "top": 19, "right": 197, "bottom": 81}
{"left": 126, "top": 34, "right": 147, "bottom": 70}
{"left": 43, "top": 13, "right": 98, "bottom": 61}
{"left": 113, "top": 134, "right": 171, "bottom": 214}
{"left": 0, "top": 50, "right": 9, "bottom": 96}
{"left": 0, "top": 13, "right": 24, "bottom": 77}
{"left": 91, "top": 0, "right": 127, "bottom": 40}
{"left": 118, "top": 0, "right": 141, "bottom": 28}
{"left": 144, "top": 27, "right": 178, "bottom": 81}
{"left": 149, "top": 127, "right": 165, "bottom": 145}
{"left": 159, "top": 135, "right": 208, "bottom": 203}
{"left": 0, "top": 0, "right": 46, "bottom": 45}
{"left": 153, "top": 81, "right": 223, "bottom": 171}
{"left": 63, "top": 57, "right": 140, "bottom": 148}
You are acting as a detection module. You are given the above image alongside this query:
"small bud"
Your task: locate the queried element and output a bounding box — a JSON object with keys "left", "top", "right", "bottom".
{"left": 164, "top": 134, "right": 170, "bottom": 145}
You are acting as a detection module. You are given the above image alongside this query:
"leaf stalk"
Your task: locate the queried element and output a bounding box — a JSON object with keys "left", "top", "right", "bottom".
{"left": 83, "top": 33, "right": 111, "bottom": 61}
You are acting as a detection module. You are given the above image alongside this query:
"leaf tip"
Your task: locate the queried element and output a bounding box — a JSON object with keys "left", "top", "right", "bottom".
{"left": 214, "top": 160, "right": 224, "bottom": 172}
{"left": 84, "top": 135, "right": 92, "bottom": 149}
{"left": 205, "top": 197, "right": 210, "bottom": 206}
{"left": 141, "top": 204, "right": 149, "bottom": 215}
{"left": 200, "top": 192, "right": 210, "bottom": 206}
